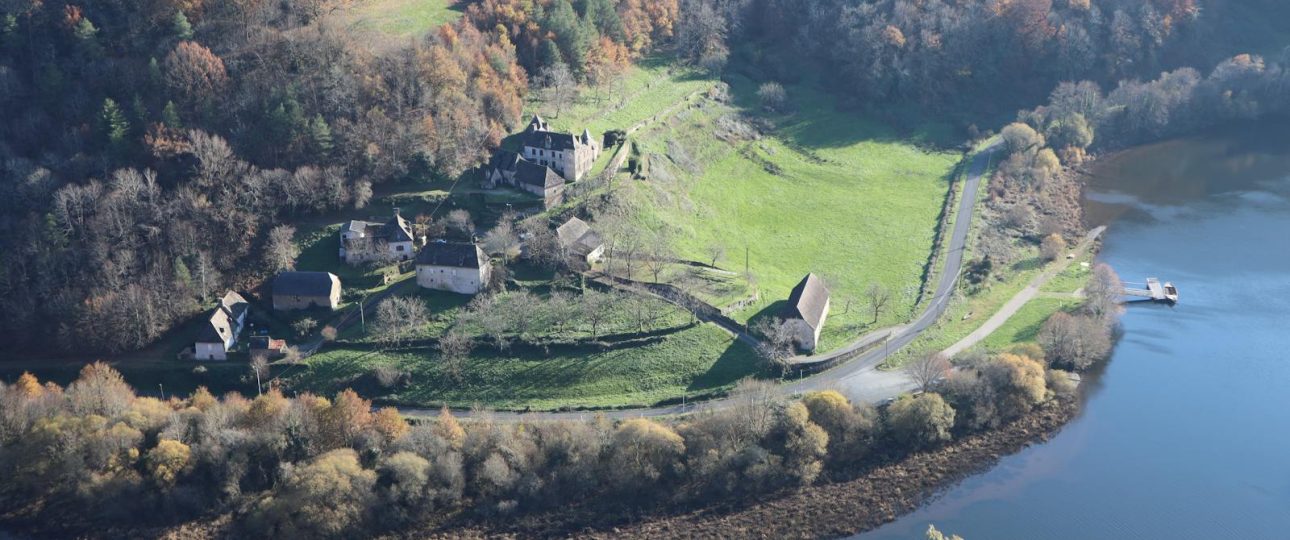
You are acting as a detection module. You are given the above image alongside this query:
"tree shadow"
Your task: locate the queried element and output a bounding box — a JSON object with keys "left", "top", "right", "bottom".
{"left": 688, "top": 337, "right": 767, "bottom": 391}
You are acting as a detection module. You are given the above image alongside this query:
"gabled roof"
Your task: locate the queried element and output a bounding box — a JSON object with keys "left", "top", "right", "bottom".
{"left": 515, "top": 160, "right": 565, "bottom": 189}
{"left": 488, "top": 150, "right": 522, "bottom": 173}
{"left": 219, "top": 291, "right": 249, "bottom": 319}
{"left": 556, "top": 217, "right": 603, "bottom": 255}
{"left": 527, "top": 114, "right": 549, "bottom": 132}
{"left": 197, "top": 290, "right": 248, "bottom": 344}
{"left": 416, "top": 241, "right": 487, "bottom": 269}
{"left": 273, "top": 272, "right": 340, "bottom": 298}
{"left": 781, "top": 273, "right": 830, "bottom": 330}
{"left": 382, "top": 211, "right": 414, "bottom": 243}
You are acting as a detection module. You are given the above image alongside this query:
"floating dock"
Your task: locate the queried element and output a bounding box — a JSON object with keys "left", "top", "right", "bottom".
{"left": 1123, "top": 278, "right": 1179, "bottom": 304}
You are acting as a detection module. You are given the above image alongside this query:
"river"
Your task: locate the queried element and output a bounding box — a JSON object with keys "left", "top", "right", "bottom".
{"left": 861, "top": 121, "right": 1290, "bottom": 539}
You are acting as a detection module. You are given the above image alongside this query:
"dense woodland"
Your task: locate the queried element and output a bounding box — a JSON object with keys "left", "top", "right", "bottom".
{"left": 0, "top": 0, "right": 1284, "bottom": 356}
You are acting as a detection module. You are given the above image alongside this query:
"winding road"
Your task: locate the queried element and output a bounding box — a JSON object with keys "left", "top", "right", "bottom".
{"left": 400, "top": 145, "right": 1000, "bottom": 421}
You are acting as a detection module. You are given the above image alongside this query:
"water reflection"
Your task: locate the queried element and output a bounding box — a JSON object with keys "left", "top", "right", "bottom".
{"left": 859, "top": 121, "right": 1290, "bottom": 539}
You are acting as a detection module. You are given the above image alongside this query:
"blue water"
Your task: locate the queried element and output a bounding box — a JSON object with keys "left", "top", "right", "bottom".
{"left": 861, "top": 126, "right": 1290, "bottom": 539}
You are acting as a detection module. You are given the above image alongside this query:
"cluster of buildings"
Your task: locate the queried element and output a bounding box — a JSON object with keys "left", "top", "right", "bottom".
{"left": 193, "top": 116, "right": 830, "bottom": 359}
{"left": 483, "top": 115, "right": 601, "bottom": 208}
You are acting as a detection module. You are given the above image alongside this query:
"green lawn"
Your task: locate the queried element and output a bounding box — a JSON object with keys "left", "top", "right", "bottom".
{"left": 530, "top": 56, "right": 717, "bottom": 136}
{"left": 623, "top": 79, "right": 961, "bottom": 352}
{"left": 292, "top": 323, "right": 763, "bottom": 410}
{"left": 981, "top": 297, "right": 1080, "bottom": 351}
{"left": 333, "top": 0, "right": 464, "bottom": 41}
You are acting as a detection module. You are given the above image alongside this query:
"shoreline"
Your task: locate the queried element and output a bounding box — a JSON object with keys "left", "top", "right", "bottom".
{"left": 411, "top": 398, "right": 1081, "bottom": 539}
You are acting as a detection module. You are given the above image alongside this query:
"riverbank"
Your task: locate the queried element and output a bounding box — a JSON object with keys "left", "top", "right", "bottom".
{"left": 410, "top": 398, "right": 1080, "bottom": 539}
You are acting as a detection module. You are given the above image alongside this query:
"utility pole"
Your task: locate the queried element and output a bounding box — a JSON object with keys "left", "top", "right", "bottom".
{"left": 158, "top": 383, "right": 164, "bottom": 400}
{"left": 360, "top": 294, "right": 367, "bottom": 332}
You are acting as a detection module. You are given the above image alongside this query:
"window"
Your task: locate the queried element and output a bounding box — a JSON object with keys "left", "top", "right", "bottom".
{"left": 396, "top": 245, "right": 404, "bottom": 252}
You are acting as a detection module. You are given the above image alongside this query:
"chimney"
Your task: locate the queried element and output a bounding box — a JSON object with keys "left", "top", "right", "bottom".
{"left": 393, "top": 207, "right": 401, "bottom": 217}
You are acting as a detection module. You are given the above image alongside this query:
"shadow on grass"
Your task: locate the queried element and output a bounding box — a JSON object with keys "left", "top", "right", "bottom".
{"left": 688, "top": 338, "right": 767, "bottom": 391}
{"left": 1011, "top": 256, "right": 1046, "bottom": 273}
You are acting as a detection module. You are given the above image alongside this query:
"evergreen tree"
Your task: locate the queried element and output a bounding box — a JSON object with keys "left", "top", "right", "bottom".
{"left": 172, "top": 11, "right": 194, "bottom": 40}
{"left": 73, "top": 18, "right": 102, "bottom": 58}
{"left": 148, "top": 57, "right": 163, "bottom": 89}
{"left": 545, "top": 0, "right": 591, "bottom": 72}
{"left": 309, "top": 114, "right": 333, "bottom": 156}
{"left": 162, "top": 101, "right": 183, "bottom": 129}
{"left": 131, "top": 95, "right": 149, "bottom": 134}
{"left": 174, "top": 256, "right": 193, "bottom": 291}
{"left": 581, "top": 0, "right": 623, "bottom": 41}
{"left": 99, "top": 98, "right": 131, "bottom": 155}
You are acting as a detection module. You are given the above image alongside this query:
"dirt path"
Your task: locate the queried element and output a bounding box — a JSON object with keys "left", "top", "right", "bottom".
{"left": 940, "top": 226, "right": 1105, "bottom": 359}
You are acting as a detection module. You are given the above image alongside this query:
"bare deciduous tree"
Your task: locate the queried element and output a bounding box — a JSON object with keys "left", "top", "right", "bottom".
{"left": 752, "top": 317, "right": 797, "bottom": 375}
{"left": 706, "top": 243, "right": 725, "bottom": 268}
{"left": 437, "top": 330, "right": 474, "bottom": 383}
{"left": 265, "top": 224, "right": 299, "bottom": 272}
{"left": 372, "top": 296, "right": 430, "bottom": 348}
{"left": 249, "top": 353, "right": 270, "bottom": 396}
{"left": 866, "top": 282, "right": 892, "bottom": 324}
{"left": 906, "top": 351, "right": 952, "bottom": 392}
{"left": 541, "top": 62, "right": 578, "bottom": 118}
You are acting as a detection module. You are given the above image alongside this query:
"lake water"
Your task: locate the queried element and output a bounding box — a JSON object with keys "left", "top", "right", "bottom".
{"left": 861, "top": 121, "right": 1290, "bottom": 539}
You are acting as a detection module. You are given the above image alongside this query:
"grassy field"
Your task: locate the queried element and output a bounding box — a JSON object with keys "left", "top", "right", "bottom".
{"left": 530, "top": 56, "right": 717, "bottom": 136}
{"left": 330, "top": 0, "right": 464, "bottom": 43}
{"left": 292, "top": 323, "right": 763, "bottom": 410}
{"left": 622, "top": 77, "right": 961, "bottom": 351}
{"left": 981, "top": 297, "right": 1080, "bottom": 350}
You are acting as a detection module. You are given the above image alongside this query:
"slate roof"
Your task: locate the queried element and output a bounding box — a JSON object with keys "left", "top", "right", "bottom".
{"left": 488, "top": 150, "right": 522, "bottom": 173}
{"left": 273, "top": 272, "right": 340, "bottom": 298}
{"left": 344, "top": 211, "right": 414, "bottom": 244}
{"left": 515, "top": 160, "right": 565, "bottom": 189}
{"left": 416, "top": 241, "right": 486, "bottom": 269}
{"left": 556, "top": 217, "right": 603, "bottom": 255}
{"left": 382, "top": 212, "right": 415, "bottom": 243}
{"left": 521, "top": 130, "right": 578, "bottom": 151}
{"left": 781, "top": 273, "right": 830, "bottom": 330}
{"left": 197, "top": 291, "right": 249, "bottom": 344}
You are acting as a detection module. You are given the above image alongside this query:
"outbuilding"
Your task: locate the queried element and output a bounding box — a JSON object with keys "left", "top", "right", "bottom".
{"left": 272, "top": 271, "right": 342, "bottom": 311}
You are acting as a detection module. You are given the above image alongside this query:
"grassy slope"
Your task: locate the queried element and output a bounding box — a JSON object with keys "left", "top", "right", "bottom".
{"left": 295, "top": 323, "right": 762, "bottom": 410}
{"left": 331, "top": 0, "right": 464, "bottom": 42}
{"left": 629, "top": 79, "right": 960, "bottom": 351}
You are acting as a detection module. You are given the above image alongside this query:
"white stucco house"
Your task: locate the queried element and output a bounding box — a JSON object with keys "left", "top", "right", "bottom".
{"left": 519, "top": 115, "right": 600, "bottom": 182}
{"left": 338, "top": 209, "right": 421, "bottom": 264}
{"left": 780, "top": 273, "right": 831, "bottom": 352}
{"left": 194, "top": 291, "right": 250, "bottom": 361}
{"left": 416, "top": 241, "right": 491, "bottom": 295}
{"left": 556, "top": 216, "right": 605, "bottom": 265}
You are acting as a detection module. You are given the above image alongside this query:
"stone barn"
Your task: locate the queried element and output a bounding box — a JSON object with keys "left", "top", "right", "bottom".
{"left": 272, "top": 271, "right": 342, "bottom": 311}
{"left": 780, "top": 273, "right": 831, "bottom": 351}
{"left": 416, "top": 241, "right": 491, "bottom": 295}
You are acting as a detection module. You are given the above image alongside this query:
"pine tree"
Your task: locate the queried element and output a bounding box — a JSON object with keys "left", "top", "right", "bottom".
{"left": 172, "top": 11, "right": 194, "bottom": 40}
{"left": 162, "top": 101, "right": 183, "bottom": 129}
{"left": 131, "top": 94, "right": 149, "bottom": 134}
{"left": 174, "top": 256, "right": 193, "bottom": 291}
{"left": 309, "top": 113, "right": 333, "bottom": 156}
{"left": 99, "top": 98, "right": 131, "bottom": 154}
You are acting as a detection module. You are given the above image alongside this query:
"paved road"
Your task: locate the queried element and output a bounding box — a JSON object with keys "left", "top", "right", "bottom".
{"left": 941, "top": 226, "right": 1105, "bottom": 358}
{"left": 399, "top": 146, "right": 1000, "bottom": 421}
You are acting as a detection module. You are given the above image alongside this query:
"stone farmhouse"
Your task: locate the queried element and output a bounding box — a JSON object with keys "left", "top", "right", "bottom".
{"left": 520, "top": 115, "right": 600, "bottom": 182}
{"left": 556, "top": 216, "right": 605, "bottom": 265}
{"left": 194, "top": 291, "right": 250, "bottom": 361}
{"left": 780, "top": 273, "right": 831, "bottom": 351}
{"left": 273, "top": 271, "right": 342, "bottom": 311}
{"left": 339, "top": 209, "right": 421, "bottom": 264}
{"left": 483, "top": 151, "right": 566, "bottom": 209}
{"left": 416, "top": 241, "right": 491, "bottom": 295}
